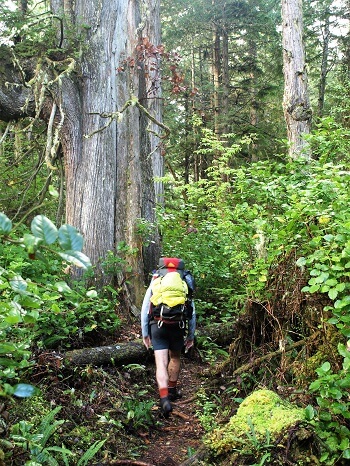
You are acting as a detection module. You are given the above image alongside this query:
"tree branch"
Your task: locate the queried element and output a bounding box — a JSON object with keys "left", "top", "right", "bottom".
{"left": 230, "top": 332, "right": 320, "bottom": 377}
{"left": 85, "top": 97, "right": 170, "bottom": 140}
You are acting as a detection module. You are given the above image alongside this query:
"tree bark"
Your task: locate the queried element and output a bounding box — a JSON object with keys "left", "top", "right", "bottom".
{"left": 0, "top": 0, "right": 163, "bottom": 307}
{"left": 211, "top": 14, "right": 221, "bottom": 138}
{"left": 317, "top": 9, "right": 330, "bottom": 119}
{"left": 282, "top": 0, "right": 312, "bottom": 159}
{"left": 64, "top": 341, "right": 149, "bottom": 367}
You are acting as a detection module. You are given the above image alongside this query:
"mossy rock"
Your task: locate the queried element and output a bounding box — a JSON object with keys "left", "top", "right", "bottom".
{"left": 204, "top": 389, "right": 306, "bottom": 458}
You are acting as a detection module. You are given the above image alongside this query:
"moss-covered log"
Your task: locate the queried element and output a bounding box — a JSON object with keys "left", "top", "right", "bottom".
{"left": 203, "top": 389, "right": 315, "bottom": 465}
{"left": 64, "top": 340, "right": 149, "bottom": 367}
{"left": 63, "top": 321, "right": 237, "bottom": 367}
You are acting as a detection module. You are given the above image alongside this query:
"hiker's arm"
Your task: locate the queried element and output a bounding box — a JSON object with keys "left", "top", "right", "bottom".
{"left": 141, "top": 285, "right": 152, "bottom": 342}
{"left": 186, "top": 301, "right": 196, "bottom": 346}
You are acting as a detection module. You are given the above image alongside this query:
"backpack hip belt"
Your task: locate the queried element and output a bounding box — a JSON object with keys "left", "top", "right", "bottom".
{"left": 156, "top": 304, "right": 185, "bottom": 329}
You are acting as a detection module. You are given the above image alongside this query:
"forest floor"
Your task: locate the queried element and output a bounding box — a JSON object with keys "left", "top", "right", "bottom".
{"left": 9, "top": 322, "right": 213, "bottom": 466}
{"left": 136, "top": 355, "right": 207, "bottom": 466}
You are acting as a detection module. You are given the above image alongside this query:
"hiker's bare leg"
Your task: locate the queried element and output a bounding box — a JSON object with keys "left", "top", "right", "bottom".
{"left": 154, "top": 348, "right": 173, "bottom": 416}
{"left": 168, "top": 350, "right": 181, "bottom": 383}
{"left": 154, "top": 349, "right": 170, "bottom": 390}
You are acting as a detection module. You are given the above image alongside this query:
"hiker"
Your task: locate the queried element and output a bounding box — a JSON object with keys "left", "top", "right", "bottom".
{"left": 141, "top": 257, "right": 196, "bottom": 418}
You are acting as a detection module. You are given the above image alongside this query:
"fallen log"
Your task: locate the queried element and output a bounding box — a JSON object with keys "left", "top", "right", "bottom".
{"left": 63, "top": 321, "right": 237, "bottom": 367}
{"left": 64, "top": 340, "right": 149, "bottom": 367}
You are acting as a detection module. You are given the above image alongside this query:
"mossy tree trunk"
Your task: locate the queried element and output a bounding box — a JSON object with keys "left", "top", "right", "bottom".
{"left": 0, "top": 0, "right": 163, "bottom": 306}
{"left": 282, "top": 0, "right": 312, "bottom": 159}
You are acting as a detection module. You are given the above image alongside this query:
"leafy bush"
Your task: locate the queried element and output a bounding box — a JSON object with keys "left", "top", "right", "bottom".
{"left": 306, "top": 344, "right": 350, "bottom": 463}
{"left": 10, "top": 405, "right": 105, "bottom": 465}
{"left": 0, "top": 213, "right": 120, "bottom": 392}
{"left": 159, "top": 129, "right": 348, "bottom": 321}
{"left": 159, "top": 125, "right": 350, "bottom": 463}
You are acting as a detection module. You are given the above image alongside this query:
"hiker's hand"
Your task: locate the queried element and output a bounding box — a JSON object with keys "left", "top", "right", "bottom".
{"left": 143, "top": 336, "right": 152, "bottom": 349}
{"left": 185, "top": 339, "right": 194, "bottom": 350}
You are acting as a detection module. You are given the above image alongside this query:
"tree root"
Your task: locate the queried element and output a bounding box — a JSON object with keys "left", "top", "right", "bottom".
{"left": 217, "top": 331, "right": 320, "bottom": 378}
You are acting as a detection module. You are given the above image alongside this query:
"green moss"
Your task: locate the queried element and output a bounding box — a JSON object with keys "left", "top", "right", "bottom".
{"left": 204, "top": 389, "right": 305, "bottom": 456}
{"left": 10, "top": 396, "right": 52, "bottom": 426}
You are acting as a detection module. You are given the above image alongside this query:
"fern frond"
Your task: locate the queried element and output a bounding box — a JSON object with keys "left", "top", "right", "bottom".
{"left": 38, "top": 406, "right": 65, "bottom": 447}
{"left": 77, "top": 439, "right": 106, "bottom": 466}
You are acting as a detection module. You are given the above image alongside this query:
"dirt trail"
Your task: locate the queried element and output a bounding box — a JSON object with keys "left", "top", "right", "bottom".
{"left": 138, "top": 356, "right": 207, "bottom": 466}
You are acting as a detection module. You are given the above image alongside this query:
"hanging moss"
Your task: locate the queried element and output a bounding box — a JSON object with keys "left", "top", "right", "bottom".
{"left": 204, "top": 389, "right": 306, "bottom": 458}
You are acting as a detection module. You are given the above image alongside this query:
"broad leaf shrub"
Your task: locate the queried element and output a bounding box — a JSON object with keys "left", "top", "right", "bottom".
{"left": 305, "top": 345, "right": 350, "bottom": 463}
{"left": 295, "top": 166, "right": 350, "bottom": 463}
{"left": 0, "top": 213, "right": 120, "bottom": 395}
{"left": 159, "top": 126, "right": 350, "bottom": 462}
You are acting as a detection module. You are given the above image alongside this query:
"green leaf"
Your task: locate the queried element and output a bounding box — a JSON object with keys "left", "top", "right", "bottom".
{"left": 9, "top": 275, "right": 28, "bottom": 294}
{"left": 296, "top": 257, "right": 306, "bottom": 267}
{"left": 0, "top": 212, "right": 12, "bottom": 234}
{"left": 328, "top": 317, "right": 339, "bottom": 325}
{"left": 334, "top": 296, "right": 350, "bottom": 309}
{"left": 336, "top": 283, "right": 346, "bottom": 292}
{"left": 315, "top": 272, "right": 329, "bottom": 284}
{"left": 23, "top": 311, "right": 39, "bottom": 323}
{"left": 328, "top": 288, "right": 338, "bottom": 300}
{"left": 13, "top": 383, "right": 37, "bottom": 398}
{"left": 54, "top": 281, "right": 73, "bottom": 293}
{"left": 0, "top": 343, "right": 17, "bottom": 354}
{"left": 58, "top": 251, "right": 92, "bottom": 269}
{"left": 48, "top": 185, "right": 59, "bottom": 198}
{"left": 309, "top": 284, "right": 320, "bottom": 293}
{"left": 19, "top": 296, "right": 41, "bottom": 308}
{"left": 51, "top": 303, "right": 61, "bottom": 313}
{"left": 321, "top": 361, "right": 331, "bottom": 372}
{"left": 58, "top": 225, "right": 84, "bottom": 251}
{"left": 309, "top": 380, "right": 321, "bottom": 391}
{"left": 304, "top": 405, "right": 315, "bottom": 420}
{"left": 23, "top": 233, "right": 42, "bottom": 253}
{"left": 338, "top": 343, "right": 350, "bottom": 358}
{"left": 5, "top": 302, "right": 23, "bottom": 324}
{"left": 31, "top": 215, "right": 58, "bottom": 245}
{"left": 5, "top": 314, "right": 22, "bottom": 324}
{"left": 325, "top": 278, "right": 338, "bottom": 287}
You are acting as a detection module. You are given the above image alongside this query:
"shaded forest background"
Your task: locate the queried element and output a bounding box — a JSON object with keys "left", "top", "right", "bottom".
{"left": 1, "top": 0, "right": 350, "bottom": 465}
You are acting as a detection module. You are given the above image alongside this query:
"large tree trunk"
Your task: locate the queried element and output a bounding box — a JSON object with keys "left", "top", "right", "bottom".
{"left": 211, "top": 19, "right": 221, "bottom": 138}
{"left": 317, "top": 8, "right": 330, "bottom": 119}
{"left": 0, "top": 0, "right": 163, "bottom": 307}
{"left": 282, "top": 0, "right": 312, "bottom": 159}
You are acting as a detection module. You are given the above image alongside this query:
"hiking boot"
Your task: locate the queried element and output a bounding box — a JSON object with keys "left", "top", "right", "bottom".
{"left": 160, "top": 396, "right": 172, "bottom": 418}
{"left": 168, "top": 387, "right": 182, "bottom": 401}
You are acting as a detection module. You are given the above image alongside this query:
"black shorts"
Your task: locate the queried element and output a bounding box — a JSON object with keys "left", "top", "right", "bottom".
{"left": 149, "top": 321, "right": 185, "bottom": 351}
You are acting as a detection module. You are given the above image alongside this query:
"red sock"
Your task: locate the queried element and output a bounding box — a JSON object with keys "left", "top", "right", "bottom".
{"left": 159, "top": 387, "right": 168, "bottom": 398}
{"left": 168, "top": 380, "right": 177, "bottom": 389}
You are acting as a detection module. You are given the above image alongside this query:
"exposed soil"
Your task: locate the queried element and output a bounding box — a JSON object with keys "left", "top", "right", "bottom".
{"left": 7, "top": 319, "right": 211, "bottom": 466}
{"left": 138, "top": 356, "right": 207, "bottom": 466}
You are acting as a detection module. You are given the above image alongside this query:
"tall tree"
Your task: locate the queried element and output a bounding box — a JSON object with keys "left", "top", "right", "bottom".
{"left": 0, "top": 0, "right": 163, "bottom": 307}
{"left": 282, "top": 0, "right": 312, "bottom": 158}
